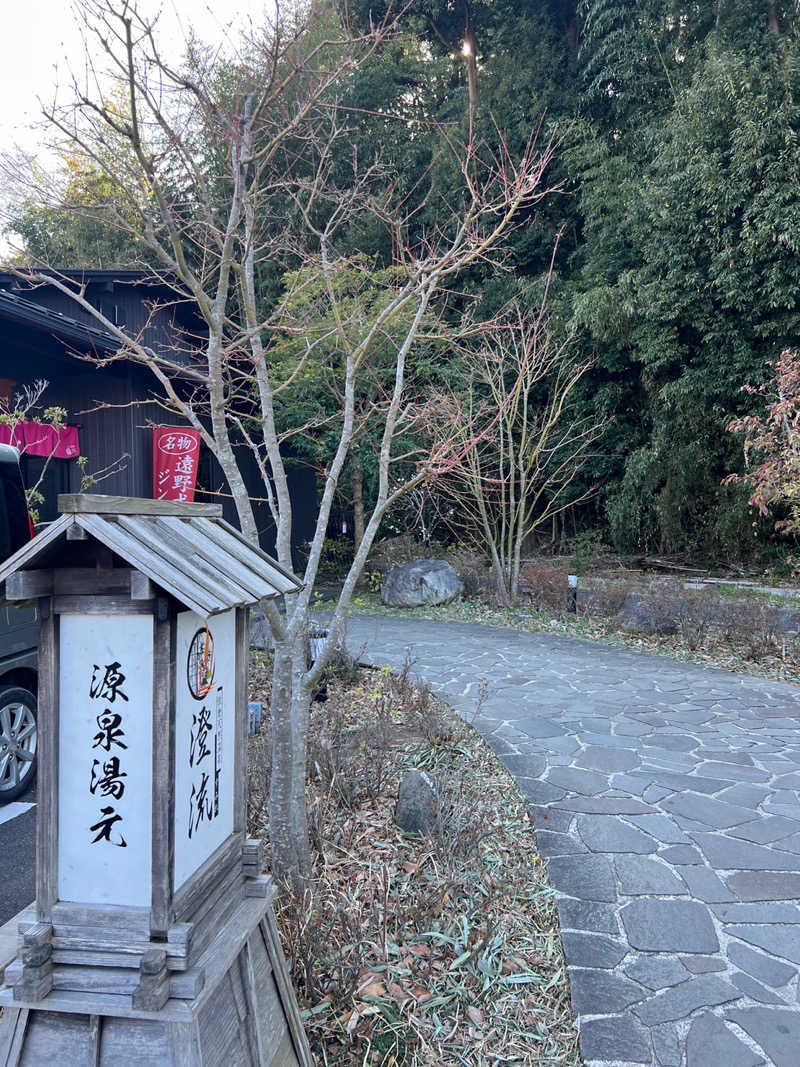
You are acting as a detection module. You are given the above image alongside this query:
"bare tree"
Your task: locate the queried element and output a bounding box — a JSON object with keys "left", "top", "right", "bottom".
{"left": 439, "top": 298, "right": 604, "bottom": 605}
{"left": 0, "top": 380, "right": 68, "bottom": 517}
{"left": 2, "top": 0, "right": 558, "bottom": 887}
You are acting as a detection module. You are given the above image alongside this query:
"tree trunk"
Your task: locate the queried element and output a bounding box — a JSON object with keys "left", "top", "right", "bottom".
{"left": 464, "top": 29, "right": 478, "bottom": 114}
{"left": 768, "top": 2, "right": 780, "bottom": 35}
{"left": 268, "top": 631, "right": 312, "bottom": 891}
{"left": 352, "top": 458, "right": 365, "bottom": 552}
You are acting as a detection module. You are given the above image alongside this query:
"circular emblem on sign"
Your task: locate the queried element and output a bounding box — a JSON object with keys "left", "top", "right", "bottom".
{"left": 187, "top": 627, "right": 215, "bottom": 700}
{"left": 157, "top": 432, "right": 199, "bottom": 456}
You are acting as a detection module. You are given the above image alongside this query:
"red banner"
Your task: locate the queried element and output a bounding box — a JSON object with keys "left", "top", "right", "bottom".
{"left": 0, "top": 422, "right": 80, "bottom": 459}
{"left": 152, "top": 427, "right": 201, "bottom": 502}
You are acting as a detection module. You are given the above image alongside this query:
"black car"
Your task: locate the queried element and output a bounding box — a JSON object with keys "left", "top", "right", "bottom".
{"left": 0, "top": 443, "right": 38, "bottom": 802}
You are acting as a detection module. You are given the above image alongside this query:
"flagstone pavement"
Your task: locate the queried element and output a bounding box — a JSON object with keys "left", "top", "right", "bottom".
{"left": 342, "top": 613, "right": 800, "bottom": 1067}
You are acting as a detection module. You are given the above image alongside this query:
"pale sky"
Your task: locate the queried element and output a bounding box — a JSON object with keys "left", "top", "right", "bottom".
{"left": 0, "top": 0, "right": 274, "bottom": 158}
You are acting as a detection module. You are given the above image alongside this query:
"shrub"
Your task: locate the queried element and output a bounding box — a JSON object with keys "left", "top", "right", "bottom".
{"left": 518, "top": 563, "right": 572, "bottom": 613}
{"left": 581, "top": 580, "right": 633, "bottom": 618}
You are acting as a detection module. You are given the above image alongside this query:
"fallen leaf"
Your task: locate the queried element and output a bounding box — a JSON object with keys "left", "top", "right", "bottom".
{"left": 386, "top": 981, "right": 410, "bottom": 1006}
{"left": 408, "top": 944, "right": 432, "bottom": 958}
{"left": 358, "top": 981, "right": 387, "bottom": 998}
{"left": 411, "top": 986, "right": 433, "bottom": 1004}
{"left": 467, "top": 1006, "right": 484, "bottom": 1027}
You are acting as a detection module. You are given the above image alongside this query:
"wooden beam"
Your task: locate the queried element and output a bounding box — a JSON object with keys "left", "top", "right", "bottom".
{"left": 52, "top": 596, "right": 155, "bottom": 616}
{"left": 58, "top": 495, "right": 223, "bottom": 518}
{"left": 7, "top": 570, "right": 134, "bottom": 599}
{"left": 130, "top": 571, "right": 155, "bottom": 600}
{"left": 5, "top": 571, "right": 54, "bottom": 600}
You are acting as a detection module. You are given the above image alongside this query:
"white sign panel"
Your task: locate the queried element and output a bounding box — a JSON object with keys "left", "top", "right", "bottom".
{"left": 58, "top": 614, "right": 153, "bottom": 906}
{"left": 174, "top": 609, "right": 236, "bottom": 890}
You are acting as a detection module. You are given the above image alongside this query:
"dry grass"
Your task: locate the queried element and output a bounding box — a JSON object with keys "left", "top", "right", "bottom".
{"left": 248, "top": 654, "right": 580, "bottom": 1066}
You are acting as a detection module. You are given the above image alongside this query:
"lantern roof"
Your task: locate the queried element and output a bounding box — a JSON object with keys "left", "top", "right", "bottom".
{"left": 0, "top": 494, "right": 302, "bottom": 617}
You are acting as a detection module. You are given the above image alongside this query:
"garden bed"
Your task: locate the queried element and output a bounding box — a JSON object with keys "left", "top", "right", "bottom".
{"left": 248, "top": 654, "right": 579, "bottom": 1066}
{"left": 345, "top": 581, "right": 800, "bottom": 684}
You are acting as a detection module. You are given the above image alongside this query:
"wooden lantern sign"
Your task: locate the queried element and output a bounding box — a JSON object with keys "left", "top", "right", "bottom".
{"left": 0, "top": 495, "right": 312, "bottom": 1067}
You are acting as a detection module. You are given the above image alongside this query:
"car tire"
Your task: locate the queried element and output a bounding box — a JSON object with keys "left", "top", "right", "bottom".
{"left": 0, "top": 685, "right": 38, "bottom": 803}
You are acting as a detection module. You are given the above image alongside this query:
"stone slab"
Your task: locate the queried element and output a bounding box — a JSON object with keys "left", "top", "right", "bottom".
{"left": 726, "top": 1008, "right": 800, "bottom": 1067}
{"left": 579, "top": 1015, "right": 652, "bottom": 1064}
{"left": 634, "top": 975, "right": 739, "bottom": 1025}
{"left": 686, "top": 1015, "right": 764, "bottom": 1067}
{"left": 620, "top": 900, "right": 719, "bottom": 954}
{"left": 727, "top": 942, "right": 796, "bottom": 988}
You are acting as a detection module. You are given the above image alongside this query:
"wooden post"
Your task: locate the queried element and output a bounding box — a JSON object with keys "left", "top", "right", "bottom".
{"left": 151, "top": 607, "right": 176, "bottom": 940}
{"left": 36, "top": 598, "right": 58, "bottom": 924}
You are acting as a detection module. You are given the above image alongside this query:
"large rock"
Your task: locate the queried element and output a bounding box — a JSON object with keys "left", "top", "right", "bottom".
{"left": 394, "top": 769, "right": 440, "bottom": 836}
{"left": 620, "top": 592, "right": 677, "bottom": 636}
{"left": 381, "top": 559, "right": 464, "bottom": 607}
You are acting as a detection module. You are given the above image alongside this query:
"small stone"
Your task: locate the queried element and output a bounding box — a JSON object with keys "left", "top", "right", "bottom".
{"left": 534, "top": 830, "right": 588, "bottom": 857}
{"left": 728, "top": 926, "right": 800, "bottom": 965}
{"left": 729, "top": 816, "right": 800, "bottom": 845}
{"left": 381, "top": 559, "right": 464, "bottom": 607}
{"left": 643, "top": 785, "right": 672, "bottom": 803}
{"left": 697, "top": 761, "right": 769, "bottom": 783}
{"left": 548, "top": 854, "right": 617, "bottom": 902}
{"left": 521, "top": 780, "right": 567, "bottom": 806}
{"left": 557, "top": 898, "right": 620, "bottom": 935}
{"left": 691, "top": 833, "right": 800, "bottom": 871}
{"left": 576, "top": 746, "right": 639, "bottom": 773}
{"left": 624, "top": 956, "right": 689, "bottom": 990}
{"left": 644, "top": 734, "right": 698, "bottom": 753}
{"left": 686, "top": 1015, "right": 764, "bottom": 1067}
{"left": 579, "top": 1015, "right": 652, "bottom": 1064}
{"left": 728, "top": 942, "right": 796, "bottom": 988}
{"left": 679, "top": 955, "right": 726, "bottom": 974}
{"left": 553, "top": 796, "right": 652, "bottom": 814}
{"left": 651, "top": 771, "right": 731, "bottom": 794}
{"left": 634, "top": 975, "right": 739, "bottom": 1025}
{"left": 727, "top": 1008, "right": 800, "bottom": 1066}
{"left": 560, "top": 932, "right": 627, "bottom": 969}
{"left": 501, "top": 753, "right": 547, "bottom": 779}
{"left": 568, "top": 967, "right": 644, "bottom": 1015}
{"left": 546, "top": 766, "right": 610, "bottom": 795}
{"left": 774, "top": 832, "right": 800, "bottom": 853}
{"left": 678, "top": 866, "right": 737, "bottom": 903}
{"left": 726, "top": 871, "right": 800, "bottom": 902}
{"left": 627, "top": 814, "right": 690, "bottom": 844}
{"left": 576, "top": 814, "right": 657, "bottom": 853}
{"left": 712, "top": 902, "right": 800, "bottom": 924}
{"left": 661, "top": 794, "right": 755, "bottom": 830}
{"left": 717, "top": 784, "right": 772, "bottom": 808}
{"left": 652, "top": 1022, "right": 682, "bottom": 1065}
{"left": 615, "top": 855, "right": 688, "bottom": 896}
{"left": 528, "top": 806, "right": 574, "bottom": 831}
{"left": 621, "top": 899, "right": 719, "bottom": 953}
{"left": 394, "top": 769, "right": 439, "bottom": 836}
{"left": 731, "top": 972, "right": 786, "bottom": 1004}
{"left": 659, "top": 845, "right": 705, "bottom": 865}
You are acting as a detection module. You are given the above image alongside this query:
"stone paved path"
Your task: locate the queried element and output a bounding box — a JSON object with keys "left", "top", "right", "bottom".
{"left": 342, "top": 613, "right": 800, "bottom": 1067}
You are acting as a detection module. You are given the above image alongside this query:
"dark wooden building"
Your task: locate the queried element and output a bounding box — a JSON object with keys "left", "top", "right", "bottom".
{"left": 0, "top": 271, "right": 316, "bottom": 561}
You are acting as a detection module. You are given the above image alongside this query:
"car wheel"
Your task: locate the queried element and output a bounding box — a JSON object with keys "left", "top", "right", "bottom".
{"left": 0, "top": 685, "right": 38, "bottom": 803}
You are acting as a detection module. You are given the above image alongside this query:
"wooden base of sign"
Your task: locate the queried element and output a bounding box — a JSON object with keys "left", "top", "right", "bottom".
{"left": 0, "top": 890, "right": 311, "bottom": 1067}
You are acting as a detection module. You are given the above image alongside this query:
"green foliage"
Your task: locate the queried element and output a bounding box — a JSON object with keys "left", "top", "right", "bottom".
{"left": 10, "top": 1, "right": 800, "bottom": 563}
{"left": 312, "top": 538, "right": 355, "bottom": 581}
